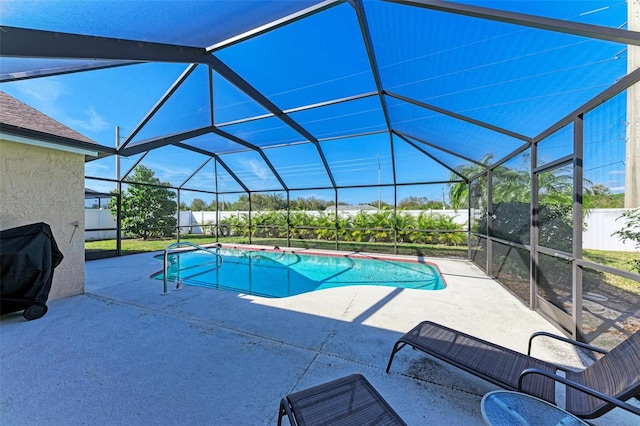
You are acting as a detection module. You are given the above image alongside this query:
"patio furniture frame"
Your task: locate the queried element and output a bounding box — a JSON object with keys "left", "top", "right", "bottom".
{"left": 386, "top": 321, "right": 640, "bottom": 419}
{"left": 278, "top": 373, "right": 406, "bottom": 426}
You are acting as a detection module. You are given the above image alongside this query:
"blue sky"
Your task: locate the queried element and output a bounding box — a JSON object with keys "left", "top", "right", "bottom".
{"left": 0, "top": 0, "right": 632, "bottom": 205}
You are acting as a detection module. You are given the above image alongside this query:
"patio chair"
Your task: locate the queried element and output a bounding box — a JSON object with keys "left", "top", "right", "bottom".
{"left": 278, "top": 374, "right": 406, "bottom": 426}
{"left": 386, "top": 321, "right": 640, "bottom": 419}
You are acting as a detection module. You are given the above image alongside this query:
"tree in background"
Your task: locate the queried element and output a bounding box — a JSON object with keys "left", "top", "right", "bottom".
{"left": 208, "top": 200, "right": 233, "bottom": 211}
{"left": 109, "top": 166, "right": 177, "bottom": 239}
{"left": 189, "top": 198, "right": 208, "bottom": 211}
{"left": 366, "top": 200, "right": 392, "bottom": 209}
{"left": 290, "top": 196, "right": 332, "bottom": 211}
{"left": 224, "top": 193, "right": 288, "bottom": 211}
{"left": 584, "top": 184, "right": 624, "bottom": 208}
{"left": 290, "top": 196, "right": 333, "bottom": 211}
{"left": 397, "top": 196, "right": 447, "bottom": 210}
{"left": 251, "top": 193, "right": 288, "bottom": 210}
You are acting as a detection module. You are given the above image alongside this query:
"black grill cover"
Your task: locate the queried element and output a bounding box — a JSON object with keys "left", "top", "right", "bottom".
{"left": 1, "top": 222, "right": 63, "bottom": 313}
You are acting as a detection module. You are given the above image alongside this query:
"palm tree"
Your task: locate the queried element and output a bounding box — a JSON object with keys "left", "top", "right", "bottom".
{"left": 538, "top": 166, "right": 574, "bottom": 206}
{"left": 448, "top": 154, "right": 580, "bottom": 211}
{"left": 251, "top": 210, "right": 286, "bottom": 238}
{"left": 447, "top": 154, "right": 493, "bottom": 211}
{"left": 350, "top": 211, "right": 372, "bottom": 242}
{"left": 415, "top": 211, "right": 440, "bottom": 244}
{"left": 314, "top": 212, "right": 336, "bottom": 241}
{"left": 369, "top": 210, "right": 394, "bottom": 243}
{"left": 336, "top": 214, "right": 353, "bottom": 242}
{"left": 395, "top": 211, "right": 417, "bottom": 243}
{"left": 434, "top": 215, "right": 465, "bottom": 245}
{"left": 289, "top": 211, "right": 313, "bottom": 239}
{"left": 492, "top": 167, "right": 531, "bottom": 204}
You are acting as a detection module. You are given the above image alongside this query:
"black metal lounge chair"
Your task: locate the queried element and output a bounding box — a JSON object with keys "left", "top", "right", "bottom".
{"left": 386, "top": 321, "right": 640, "bottom": 419}
{"left": 278, "top": 374, "right": 406, "bottom": 426}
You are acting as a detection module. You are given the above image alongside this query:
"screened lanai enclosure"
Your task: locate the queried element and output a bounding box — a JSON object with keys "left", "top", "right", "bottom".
{"left": 2, "top": 0, "right": 639, "bottom": 344}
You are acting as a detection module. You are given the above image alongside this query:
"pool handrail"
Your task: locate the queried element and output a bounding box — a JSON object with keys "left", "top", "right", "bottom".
{"left": 162, "top": 242, "right": 223, "bottom": 295}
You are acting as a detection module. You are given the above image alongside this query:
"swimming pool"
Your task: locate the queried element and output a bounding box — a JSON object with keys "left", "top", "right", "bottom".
{"left": 154, "top": 247, "right": 445, "bottom": 298}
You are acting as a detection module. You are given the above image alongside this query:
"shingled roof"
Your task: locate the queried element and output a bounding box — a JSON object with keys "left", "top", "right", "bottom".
{"left": 0, "top": 90, "right": 97, "bottom": 145}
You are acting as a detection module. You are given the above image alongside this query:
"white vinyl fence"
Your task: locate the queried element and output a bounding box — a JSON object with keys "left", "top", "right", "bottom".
{"left": 85, "top": 208, "right": 638, "bottom": 252}
{"left": 85, "top": 208, "right": 117, "bottom": 240}
{"left": 583, "top": 209, "right": 637, "bottom": 252}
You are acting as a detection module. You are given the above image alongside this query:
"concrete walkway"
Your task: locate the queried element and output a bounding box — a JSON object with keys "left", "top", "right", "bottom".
{"left": 1, "top": 248, "right": 638, "bottom": 425}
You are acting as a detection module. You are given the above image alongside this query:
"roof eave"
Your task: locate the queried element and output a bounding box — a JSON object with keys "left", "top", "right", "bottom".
{"left": 0, "top": 124, "right": 116, "bottom": 158}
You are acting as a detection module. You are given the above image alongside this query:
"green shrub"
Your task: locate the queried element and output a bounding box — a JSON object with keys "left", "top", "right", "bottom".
{"left": 219, "top": 210, "right": 465, "bottom": 246}
{"left": 613, "top": 208, "right": 640, "bottom": 273}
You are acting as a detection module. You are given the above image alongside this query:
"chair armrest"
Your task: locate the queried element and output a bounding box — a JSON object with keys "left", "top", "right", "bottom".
{"left": 518, "top": 368, "right": 640, "bottom": 417}
{"left": 527, "top": 332, "right": 608, "bottom": 356}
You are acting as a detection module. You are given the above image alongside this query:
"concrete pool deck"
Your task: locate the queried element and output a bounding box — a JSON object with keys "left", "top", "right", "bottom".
{"left": 1, "top": 248, "right": 638, "bottom": 425}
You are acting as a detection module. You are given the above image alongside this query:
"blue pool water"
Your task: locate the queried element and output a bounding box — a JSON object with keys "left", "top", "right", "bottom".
{"left": 155, "top": 248, "right": 445, "bottom": 298}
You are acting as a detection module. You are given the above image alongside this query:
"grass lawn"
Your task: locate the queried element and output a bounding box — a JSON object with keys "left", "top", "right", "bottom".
{"left": 86, "top": 235, "right": 241, "bottom": 256}
{"left": 86, "top": 238, "right": 634, "bottom": 267}
{"left": 583, "top": 249, "right": 640, "bottom": 293}
{"left": 85, "top": 236, "right": 467, "bottom": 258}
{"left": 583, "top": 249, "right": 638, "bottom": 272}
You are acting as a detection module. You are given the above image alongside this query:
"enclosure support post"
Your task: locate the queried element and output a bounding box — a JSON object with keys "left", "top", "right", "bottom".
{"left": 393, "top": 180, "right": 398, "bottom": 255}
{"left": 115, "top": 126, "right": 122, "bottom": 257}
{"left": 572, "top": 115, "right": 585, "bottom": 340}
{"left": 335, "top": 189, "right": 339, "bottom": 251}
{"left": 215, "top": 160, "right": 220, "bottom": 242}
{"left": 248, "top": 192, "right": 252, "bottom": 245}
{"left": 467, "top": 179, "right": 471, "bottom": 261}
{"left": 176, "top": 189, "right": 181, "bottom": 244}
{"left": 530, "top": 143, "right": 539, "bottom": 311}
{"left": 485, "top": 170, "right": 493, "bottom": 277}
{"left": 286, "top": 191, "right": 290, "bottom": 248}
{"left": 627, "top": 0, "right": 640, "bottom": 208}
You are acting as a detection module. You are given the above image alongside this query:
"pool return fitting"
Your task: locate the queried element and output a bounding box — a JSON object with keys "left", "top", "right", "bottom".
{"left": 162, "top": 242, "right": 223, "bottom": 295}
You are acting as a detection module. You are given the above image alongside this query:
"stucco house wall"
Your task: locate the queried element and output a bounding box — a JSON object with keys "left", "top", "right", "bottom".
{"left": 0, "top": 139, "right": 86, "bottom": 300}
{"left": 0, "top": 90, "right": 110, "bottom": 301}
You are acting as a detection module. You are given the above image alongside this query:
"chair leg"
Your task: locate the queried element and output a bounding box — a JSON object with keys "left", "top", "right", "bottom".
{"left": 386, "top": 341, "right": 407, "bottom": 373}
{"left": 278, "top": 398, "right": 296, "bottom": 426}
{"left": 277, "top": 400, "right": 285, "bottom": 426}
